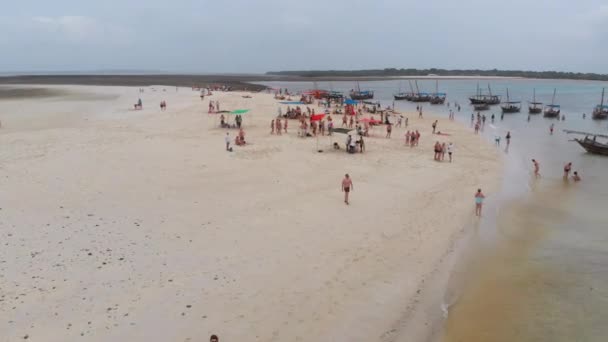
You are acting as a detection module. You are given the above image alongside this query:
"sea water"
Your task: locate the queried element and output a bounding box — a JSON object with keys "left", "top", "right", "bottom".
{"left": 259, "top": 79, "right": 608, "bottom": 341}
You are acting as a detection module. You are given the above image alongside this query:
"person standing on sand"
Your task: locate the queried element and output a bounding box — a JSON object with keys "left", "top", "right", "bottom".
{"left": 276, "top": 118, "right": 282, "bottom": 135}
{"left": 532, "top": 159, "right": 540, "bottom": 177}
{"left": 506, "top": 131, "right": 511, "bottom": 146}
{"left": 405, "top": 117, "right": 409, "bottom": 127}
{"left": 432, "top": 120, "right": 438, "bottom": 134}
{"left": 564, "top": 162, "right": 572, "bottom": 178}
{"left": 447, "top": 142, "right": 454, "bottom": 162}
{"left": 441, "top": 142, "right": 447, "bottom": 161}
{"left": 225, "top": 133, "right": 231, "bottom": 151}
{"left": 342, "top": 174, "right": 353, "bottom": 205}
{"left": 550, "top": 124, "right": 554, "bottom": 135}
{"left": 405, "top": 131, "right": 411, "bottom": 145}
{"left": 474, "top": 189, "right": 485, "bottom": 217}
{"left": 386, "top": 123, "right": 392, "bottom": 138}
{"left": 270, "top": 119, "right": 275, "bottom": 134}
{"left": 284, "top": 119, "right": 288, "bottom": 133}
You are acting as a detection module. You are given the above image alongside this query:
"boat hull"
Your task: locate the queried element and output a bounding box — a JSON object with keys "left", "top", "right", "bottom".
{"left": 528, "top": 107, "right": 542, "bottom": 114}
{"left": 501, "top": 106, "right": 521, "bottom": 113}
{"left": 544, "top": 110, "right": 560, "bottom": 118}
{"left": 575, "top": 138, "right": 608, "bottom": 155}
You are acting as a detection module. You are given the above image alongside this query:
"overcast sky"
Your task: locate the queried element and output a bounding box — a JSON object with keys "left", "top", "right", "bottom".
{"left": 1, "top": 0, "right": 607, "bottom": 74}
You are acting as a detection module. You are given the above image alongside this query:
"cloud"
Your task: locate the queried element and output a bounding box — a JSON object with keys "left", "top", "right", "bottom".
{"left": 29, "top": 15, "right": 133, "bottom": 45}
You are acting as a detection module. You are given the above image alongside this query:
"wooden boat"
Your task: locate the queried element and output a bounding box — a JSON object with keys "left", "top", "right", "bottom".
{"left": 349, "top": 82, "right": 374, "bottom": 100}
{"left": 592, "top": 88, "right": 608, "bottom": 120}
{"left": 564, "top": 130, "right": 608, "bottom": 156}
{"left": 469, "top": 83, "right": 501, "bottom": 105}
{"left": 469, "top": 83, "right": 485, "bottom": 104}
{"left": 528, "top": 89, "right": 542, "bottom": 114}
{"left": 430, "top": 80, "right": 446, "bottom": 104}
{"left": 393, "top": 82, "right": 410, "bottom": 100}
{"left": 500, "top": 88, "right": 521, "bottom": 113}
{"left": 410, "top": 80, "right": 431, "bottom": 102}
{"left": 544, "top": 89, "right": 560, "bottom": 118}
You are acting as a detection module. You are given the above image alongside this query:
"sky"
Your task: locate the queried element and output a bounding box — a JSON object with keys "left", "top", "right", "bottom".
{"left": 1, "top": 0, "right": 607, "bottom": 74}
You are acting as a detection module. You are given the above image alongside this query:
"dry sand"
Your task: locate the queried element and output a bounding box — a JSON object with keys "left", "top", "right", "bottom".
{"left": 0, "top": 85, "right": 501, "bottom": 342}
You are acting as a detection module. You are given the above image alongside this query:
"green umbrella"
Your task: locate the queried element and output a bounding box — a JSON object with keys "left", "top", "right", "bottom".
{"left": 229, "top": 109, "right": 250, "bottom": 114}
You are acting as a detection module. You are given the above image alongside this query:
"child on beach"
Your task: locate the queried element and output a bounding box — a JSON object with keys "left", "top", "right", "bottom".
{"left": 474, "top": 189, "right": 485, "bottom": 217}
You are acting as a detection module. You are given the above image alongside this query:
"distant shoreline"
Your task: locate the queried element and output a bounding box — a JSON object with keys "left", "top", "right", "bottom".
{"left": 1, "top": 74, "right": 606, "bottom": 92}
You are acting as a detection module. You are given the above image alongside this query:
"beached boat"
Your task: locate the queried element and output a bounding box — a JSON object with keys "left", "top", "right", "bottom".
{"left": 565, "top": 130, "right": 608, "bottom": 156}
{"left": 500, "top": 88, "right": 521, "bottom": 113}
{"left": 430, "top": 80, "right": 446, "bottom": 104}
{"left": 349, "top": 82, "right": 374, "bottom": 100}
{"left": 528, "top": 89, "right": 542, "bottom": 114}
{"left": 544, "top": 88, "right": 560, "bottom": 118}
{"left": 592, "top": 88, "right": 608, "bottom": 120}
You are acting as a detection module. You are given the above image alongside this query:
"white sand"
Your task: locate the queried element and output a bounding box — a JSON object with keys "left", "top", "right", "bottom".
{"left": 0, "top": 85, "right": 501, "bottom": 342}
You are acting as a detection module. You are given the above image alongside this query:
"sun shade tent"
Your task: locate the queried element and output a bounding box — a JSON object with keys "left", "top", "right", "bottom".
{"left": 229, "top": 109, "right": 250, "bottom": 114}
{"left": 310, "top": 114, "right": 326, "bottom": 121}
{"left": 344, "top": 99, "right": 359, "bottom": 105}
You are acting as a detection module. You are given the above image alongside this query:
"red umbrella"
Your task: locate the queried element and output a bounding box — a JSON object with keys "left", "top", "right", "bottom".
{"left": 311, "top": 113, "right": 326, "bottom": 121}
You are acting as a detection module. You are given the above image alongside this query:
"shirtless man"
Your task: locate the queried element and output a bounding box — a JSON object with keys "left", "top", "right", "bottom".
{"left": 342, "top": 174, "right": 354, "bottom": 205}
{"left": 532, "top": 159, "right": 540, "bottom": 177}
{"left": 283, "top": 119, "right": 288, "bottom": 133}
{"left": 386, "top": 123, "right": 392, "bottom": 138}
{"left": 270, "top": 119, "right": 275, "bottom": 134}
{"left": 572, "top": 171, "right": 581, "bottom": 181}
{"left": 474, "top": 188, "right": 485, "bottom": 217}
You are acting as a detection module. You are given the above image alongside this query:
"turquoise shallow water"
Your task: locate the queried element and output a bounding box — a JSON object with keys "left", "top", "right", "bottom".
{"left": 260, "top": 79, "right": 608, "bottom": 341}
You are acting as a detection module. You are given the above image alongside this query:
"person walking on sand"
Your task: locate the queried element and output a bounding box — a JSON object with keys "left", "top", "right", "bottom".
{"left": 405, "top": 130, "right": 411, "bottom": 145}
{"left": 270, "top": 119, "right": 275, "bottom": 134}
{"left": 386, "top": 123, "right": 392, "bottom": 138}
{"left": 342, "top": 114, "right": 348, "bottom": 127}
{"left": 432, "top": 120, "right": 438, "bottom": 134}
{"left": 447, "top": 142, "right": 454, "bottom": 162}
{"left": 342, "top": 174, "right": 353, "bottom": 205}
{"left": 405, "top": 117, "right": 409, "bottom": 127}
{"left": 474, "top": 189, "right": 485, "bottom": 217}
{"left": 283, "top": 118, "right": 288, "bottom": 133}
{"left": 563, "top": 162, "right": 572, "bottom": 179}
{"left": 532, "top": 159, "right": 540, "bottom": 177}
{"left": 506, "top": 131, "right": 511, "bottom": 146}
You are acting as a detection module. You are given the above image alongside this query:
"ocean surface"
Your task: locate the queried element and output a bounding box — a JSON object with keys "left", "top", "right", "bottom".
{"left": 260, "top": 79, "right": 608, "bottom": 341}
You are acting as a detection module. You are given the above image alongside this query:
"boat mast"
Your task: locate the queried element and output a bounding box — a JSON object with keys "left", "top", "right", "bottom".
{"left": 408, "top": 80, "right": 415, "bottom": 94}
{"left": 601, "top": 88, "right": 605, "bottom": 107}
{"left": 551, "top": 88, "right": 556, "bottom": 106}
{"left": 533, "top": 88, "right": 536, "bottom": 103}
{"left": 415, "top": 80, "right": 421, "bottom": 95}
{"left": 435, "top": 80, "right": 438, "bottom": 94}
{"left": 488, "top": 84, "right": 493, "bottom": 96}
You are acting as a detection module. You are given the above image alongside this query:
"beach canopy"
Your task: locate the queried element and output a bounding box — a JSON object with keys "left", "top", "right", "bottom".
{"left": 229, "top": 109, "right": 250, "bottom": 114}
{"left": 344, "top": 99, "right": 359, "bottom": 105}
{"left": 359, "top": 117, "right": 381, "bottom": 124}
{"left": 310, "top": 114, "right": 326, "bottom": 121}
